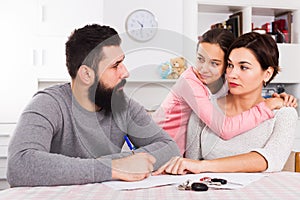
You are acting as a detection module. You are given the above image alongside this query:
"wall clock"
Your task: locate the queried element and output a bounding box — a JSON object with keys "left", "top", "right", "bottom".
{"left": 125, "top": 9, "right": 158, "bottom": 42}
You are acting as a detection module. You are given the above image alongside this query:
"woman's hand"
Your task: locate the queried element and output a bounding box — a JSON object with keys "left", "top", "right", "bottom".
{"left": 272, "top": 92, "right": 297, "bottom": 107}
{"left": 152, "top": 157, "right": 203, "bottom": 175}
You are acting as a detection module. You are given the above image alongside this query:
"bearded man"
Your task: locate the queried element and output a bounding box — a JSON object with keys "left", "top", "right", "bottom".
{"left": 7, "top": 24, "right": 180, "bottom": 187}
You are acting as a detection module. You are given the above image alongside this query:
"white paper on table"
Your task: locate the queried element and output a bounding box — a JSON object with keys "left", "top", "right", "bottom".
{"left": 102, "top": 173, "right": 268, "bottom": 190}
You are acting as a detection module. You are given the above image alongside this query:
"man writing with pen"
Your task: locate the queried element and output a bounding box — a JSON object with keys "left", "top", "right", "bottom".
{"left": 7, "top": 24, "right": 180, "bottom": 187}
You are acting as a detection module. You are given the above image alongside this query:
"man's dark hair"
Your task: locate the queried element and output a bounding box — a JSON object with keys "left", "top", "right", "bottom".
{"left": 65, "top": 24, "right": 121, "bottom": 79}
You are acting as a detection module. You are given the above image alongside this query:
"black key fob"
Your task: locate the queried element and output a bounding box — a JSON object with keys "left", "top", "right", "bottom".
{"left": 211, "top": 178, "right": 227, "bottom": 185}
{"left": 191, "top": 182, "right": 208, "bottom": 191}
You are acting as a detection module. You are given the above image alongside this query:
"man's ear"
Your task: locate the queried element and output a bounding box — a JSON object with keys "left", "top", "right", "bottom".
{"left": 264, "top": 66, "right": 274, "bottom": 83}
{"left": 77, "top": 65, "right": 94, "bottom": 85}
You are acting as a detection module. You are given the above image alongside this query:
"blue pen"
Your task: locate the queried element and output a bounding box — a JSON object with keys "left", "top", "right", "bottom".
{"left": 124, "top": 135, "right": 136, "bottom": 154}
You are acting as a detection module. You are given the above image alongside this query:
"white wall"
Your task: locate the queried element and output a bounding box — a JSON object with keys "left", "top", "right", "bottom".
{"left": 102, "top": 0, "right": 187, "bottom": 109}
{"left": 103, "top": 0, "right": 185, "bottom": 72}
{"left": 103, "top": 0, "right": 183, "bottom": 36}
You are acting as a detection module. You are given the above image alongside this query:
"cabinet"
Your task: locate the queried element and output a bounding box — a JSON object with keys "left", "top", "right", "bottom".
{"left": 33, "top": 0, "right": 104, "bottom": 81}
{"left": 0, "top": 123, "right": 16, "bottom": 190}
{"left": 294, "top": 119, "right": 300, "bottom": 151}
{"left": 0, "top": 0, "right": 38, "bottom": 123}
{"left": 190, "top": 0, "right": 300, "bottom": 84}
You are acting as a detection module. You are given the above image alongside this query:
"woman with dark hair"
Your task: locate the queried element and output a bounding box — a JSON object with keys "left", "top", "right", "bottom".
{"left": 153, "top": 32, "right": 298, "bottom": 174}
{"left": 152, "top": 29, "right": 295, "bottom": 156}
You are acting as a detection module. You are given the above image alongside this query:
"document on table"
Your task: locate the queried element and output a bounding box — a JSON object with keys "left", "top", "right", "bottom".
{"left": 102, "top": 173, "right": 267, "bottom": 190}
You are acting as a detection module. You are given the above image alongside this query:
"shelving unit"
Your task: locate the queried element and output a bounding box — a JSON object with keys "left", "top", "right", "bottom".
{"left": 183, "top": 1, "right": 300, "bottom": 82}
{"left": 183, "top": 0, "right": 300, "bottom": 151}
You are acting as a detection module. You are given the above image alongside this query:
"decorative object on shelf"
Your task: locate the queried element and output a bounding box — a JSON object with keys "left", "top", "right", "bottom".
{"left": 125, "top": 9, "right": 158, "bottom": 42}
{"left": 158, "top": 61, "right": 172, "bottom": 79}
{"left": 274, "top": 11, "right": 292, "bottom": 43}
{"left": 227, "top": 12, "right": 243, "bottom": 38}
{"left": 158, "top": 57, "right": 187, "bottom": 79}
{"left": 210, "top": 12, "right": 242, "bottom": 38}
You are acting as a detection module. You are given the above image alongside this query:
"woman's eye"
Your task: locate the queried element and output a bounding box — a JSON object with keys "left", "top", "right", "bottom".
{"left": 227, "top": 63, "right": 233, "bottom": 68}
{"left": 241, "top": 65, "right": 249, "bottom": 70}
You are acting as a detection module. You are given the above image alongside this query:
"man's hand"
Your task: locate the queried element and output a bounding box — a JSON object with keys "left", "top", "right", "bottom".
{"left": 112, "top": 153, "right": 156, "bottom": 181}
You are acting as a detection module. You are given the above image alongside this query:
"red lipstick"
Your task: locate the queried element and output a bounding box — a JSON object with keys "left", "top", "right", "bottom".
{"left": 229, "top": 82, "right": 239, "bottom": 87}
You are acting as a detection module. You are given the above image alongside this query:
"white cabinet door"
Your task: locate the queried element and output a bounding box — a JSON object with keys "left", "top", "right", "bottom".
{"left": 33, "top": 36, "right": 70, "bottom": 81}
{"left": 33, "top": 0, "right": 103, "bottom": 80}
{"left": 36, "top": 0, "right": 103, "bottom": 37}
{"left": 273, "top": 44, "right": 300, "bottom": 83}
{"left": 293, "top": 119, "right": 300, "bottom": 151}
{"left": 0, "top": 0, "right": 37, "bottom": 123}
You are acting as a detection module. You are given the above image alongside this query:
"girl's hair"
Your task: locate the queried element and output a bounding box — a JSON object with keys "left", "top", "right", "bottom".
{"left": 226, "top": 32, "right": 280, "bottom": 85}
{"left": 197, "top": 28, "right": 235, "bottom": 73}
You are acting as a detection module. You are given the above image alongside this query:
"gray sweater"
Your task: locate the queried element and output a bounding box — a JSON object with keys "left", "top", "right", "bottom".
{"left": 7, "top": 83, "right": 180, "bottom": 187}
{"left": 186, "top": 107, "right": 298, "bottom": 172}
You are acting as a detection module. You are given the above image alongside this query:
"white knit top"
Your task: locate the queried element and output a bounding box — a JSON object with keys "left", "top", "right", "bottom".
{"left": 186, "top": 107, "right": 298, "bottom": 172}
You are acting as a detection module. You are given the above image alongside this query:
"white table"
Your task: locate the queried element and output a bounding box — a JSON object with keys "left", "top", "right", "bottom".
{"left": 0, "top": 172, "right": 299, "bottom": 200}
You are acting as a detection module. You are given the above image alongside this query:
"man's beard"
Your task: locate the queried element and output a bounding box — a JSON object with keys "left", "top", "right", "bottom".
{"left": 88, "top": 77, "right": 127, "bottom": 115}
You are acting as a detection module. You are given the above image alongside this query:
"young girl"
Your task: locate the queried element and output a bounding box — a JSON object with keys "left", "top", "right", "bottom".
{"left": 153, "top": 32, "right": 298, "bottom": 174}
{"left": 152, "top": 29, "right": 296, "bottom": 155}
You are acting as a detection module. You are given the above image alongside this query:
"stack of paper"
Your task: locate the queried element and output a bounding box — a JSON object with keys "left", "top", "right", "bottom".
{"left": 102, "top": 173, "right": 267, "bottom": 190}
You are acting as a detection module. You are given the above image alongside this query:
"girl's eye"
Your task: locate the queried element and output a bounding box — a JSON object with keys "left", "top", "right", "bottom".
{"left": 211, "top": 61, "right": 219, "bottom": 67}
{"left": 197, "top": 56, "right": 205, "bottom": 63}
{"left": 227, "top": 63, "right": 233, "bottom": 68}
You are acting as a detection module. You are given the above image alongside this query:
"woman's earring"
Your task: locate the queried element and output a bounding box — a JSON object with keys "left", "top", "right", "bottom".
{"left": 263, "top": 81, "right": 267, "bottom": 87}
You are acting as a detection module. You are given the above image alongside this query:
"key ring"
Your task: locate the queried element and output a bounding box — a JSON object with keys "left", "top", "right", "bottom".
{"left": 177, "top": 179, "right": 208, "bottom": 191}
{"left": 199, "top": 177, "right": 228, "bottom": 185}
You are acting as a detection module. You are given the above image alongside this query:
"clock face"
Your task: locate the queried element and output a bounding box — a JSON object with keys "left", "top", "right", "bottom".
{"left": 125, "top": 9, "right": 158, "bottom": 42}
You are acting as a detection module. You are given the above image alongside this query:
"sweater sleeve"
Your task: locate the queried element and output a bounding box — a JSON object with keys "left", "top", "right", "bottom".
{"left": 7, "top": 94, "right": 112, "bottom": 187}
{"left": 252, "top": 107, "right": 298, "bottom": 172}
{"left": 178, "top": 76, "right": 274, "bottom": 140}
{"left": 112, "top": 99, "right": 181, "bottom": 170}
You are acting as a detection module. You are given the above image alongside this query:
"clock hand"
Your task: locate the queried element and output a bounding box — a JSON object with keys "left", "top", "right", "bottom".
{"left": 137, "top": 20, "right": 144, "bottom": 28}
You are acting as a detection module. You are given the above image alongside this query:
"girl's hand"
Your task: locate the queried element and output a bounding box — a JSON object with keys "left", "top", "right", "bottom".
{"left": 272, "top": 92, "right": 297, "bottom": 107}
{"left": 264, "top": 97, "right": 284, "bottom": 110}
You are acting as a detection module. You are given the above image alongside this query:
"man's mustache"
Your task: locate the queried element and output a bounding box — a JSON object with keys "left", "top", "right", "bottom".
{"left": 114, "top": 79, "right": 127, "bottom": 92}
